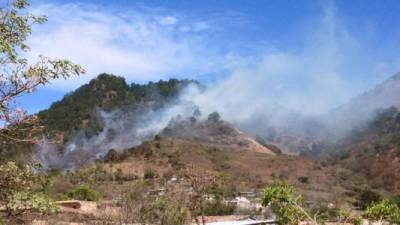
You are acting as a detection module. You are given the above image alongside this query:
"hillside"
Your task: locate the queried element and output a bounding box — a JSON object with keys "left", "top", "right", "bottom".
{"left": 329, "top": 106, "right": 400, "bottom": 194}
{"left": 38, "top": 73, "right": 200, "bottom": 143}
{"left": 3, "top": 73, "right": 397, "bottom": 225}
{"left": 326, "top": 72, "right": 400, "bottom": 137}
{"left": 3, "top": 73, "right": 397, "bottom": 205}
{"left": 160, "top": 112, "right": 276, "bottom": 154}
{"left": 0, "top": 74, "right": 200, "bottom": 163}
{"left": 99, "top": 136, "right": 349, "bottom": 203}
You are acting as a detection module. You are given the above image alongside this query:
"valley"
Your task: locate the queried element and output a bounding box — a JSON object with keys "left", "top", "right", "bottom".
{"left": 2, "top": 73, "right": 400, "bottom": 224}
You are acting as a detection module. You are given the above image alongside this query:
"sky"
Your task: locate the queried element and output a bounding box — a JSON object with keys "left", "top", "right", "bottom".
{"left": 16, "top": 0, "right": 400, "bottom": 114}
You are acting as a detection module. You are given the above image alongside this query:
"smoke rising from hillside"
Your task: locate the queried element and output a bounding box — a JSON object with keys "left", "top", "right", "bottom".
{"left": 35, "top": 99, "right": 199, "bottom": 170}
{"left": 176, "top": 2, "right": 400, "bottom": 142}
{"left": 35, "top": 2, "right": 400, "bottom": 169}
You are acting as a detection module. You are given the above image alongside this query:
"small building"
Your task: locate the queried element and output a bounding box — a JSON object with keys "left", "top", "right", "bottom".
{"left": 206, "top": 219, "right": 276, "bottom": 225}
{"left": 238, "top": 191, "right": 257, "bottom": 198}
{"left": 228, "top": 196, "right": 256, "bottom": 209}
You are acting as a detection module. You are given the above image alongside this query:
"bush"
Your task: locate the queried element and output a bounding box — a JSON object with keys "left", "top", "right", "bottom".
{"left": 0, "top": 161, "right": 58, "bottom": 216}
{"left": 144, "top": 168, "right": 156, "bottom": 180}
{"left": 207, "top": 112, "right": 221, "bottom": 122}
{"left": 363, "top": 199, "right": 400, "bottom": 224}
{"left": 67, "top": 185, "right": 100, "bottom": 201}
{"left": 203, "top": 200, "right": 236, "bottom": 216}
{"left": 6, "top": 192, "right": 58, "bottom": 215}
{"left": 355, "top": 188, "right": 381, "bottom": 210}
{"left": 104, "top": 149, "right": 121, "bottom": 162}
{"left": 261, "top": 182, "right": 307, "bottom": 225}
{"left": 298, "top": 176, "right": 309, "bottom": 184}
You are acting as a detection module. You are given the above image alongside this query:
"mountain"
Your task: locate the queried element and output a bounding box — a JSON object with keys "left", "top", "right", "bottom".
{"left": 297, "top": 72, "right": 400, "bottom": 194}
{"left": 326, "top": 72, "right": 400, "bottom": 137}
{"left": 329, "top": 107, "right": 400, "bottom": 193}
{"left": 5, "top": 72, "right": 400, "bottom": 202}
{"left": 337, "top": 72, "right": 400, "bottom": 114}
{"left": 38, "top": 73, "right": 200, "bottom": 143}
{"left": 0, "top": 74, "right": 200, "bottom": 163}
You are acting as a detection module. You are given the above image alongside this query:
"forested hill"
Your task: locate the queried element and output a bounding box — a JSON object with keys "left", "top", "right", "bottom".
{"left": 38, "top": 73, "right": 201, "bottom": 142}
{"left": 330, "top": 106, "right": 400, "bottom": 193}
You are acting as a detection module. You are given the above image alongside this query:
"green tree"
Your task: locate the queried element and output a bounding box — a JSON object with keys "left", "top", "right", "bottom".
{"left": 261, "top": 182, "right": 320, "bottom": 225}
{"left": 0, "top": 0, "right": 83, "bottom": 220}
{"left": 0, "top": 162, "right": 58, "bottom": 216}
{"left": 0, "top": 0, "right": 84, "bottom": 141}
{"left": 355, "top": 188, "right": 381, "bottom": 210}
{"left": 67, "top": 185, "right": 100, "bottom": 201}
{"left": 115, "top": 183, "right": 190, "bottom": 225}
{"left": 139, "top": 197, "right": 190, "bottom": 225}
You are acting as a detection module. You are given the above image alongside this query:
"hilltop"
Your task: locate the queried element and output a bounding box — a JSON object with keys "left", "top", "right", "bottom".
{"left": 38, "top": 73, "right": 201, "bottom": 142}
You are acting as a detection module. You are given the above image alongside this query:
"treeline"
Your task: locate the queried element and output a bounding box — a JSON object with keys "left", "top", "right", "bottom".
{"left": 38, "top": 73, "right": 200, "bottom": 141}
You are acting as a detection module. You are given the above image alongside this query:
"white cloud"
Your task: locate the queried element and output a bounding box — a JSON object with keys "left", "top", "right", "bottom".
{"left": 26, "top": 3, "right": 227, "bottom": 90}
{"left": 158, "top": 16, "right": 178, "bottom": 26}
{"left": 25, "top": 1, "right": 400, "bottom": 116}
{"left": 184, "top": 1, "right": 400, "bottom": 117}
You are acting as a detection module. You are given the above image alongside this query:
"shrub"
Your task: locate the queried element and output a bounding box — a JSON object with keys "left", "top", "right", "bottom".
{"left": 0, "top": 162, "right": 58, "bottom": 216}
{"left": 103, "top": 149, "right": 121, "bottom": 162}
{"left": 117, "top": 187, "right": 190, "bottom": 225}
{"left": 309, "top": 203, "right": 339, "bottom": 221}
{"left": 67, "top": 185, "right": 100, "bottom": 201}
{"left": 6, "top": 192, "right": 58, "bottom": 215}
{"left": 363, "top": 199, "right": 400, "bottom": 224}
{"left": 261, "top": 182, "right": 307, "bottom": 225}
{"left": 141, "top": 197, "right": 191, "bottom": 225}
{"left": 207, "top": 112, "right": 221, "bottom": 122}
{"left": 167, "top": 153, "right": 184, "bottom": 170}
{"left": 298, "top": 176, "right": 309, "bottom": 184}
{"left": 114, "top": 168, "right": 124, "bottom": 184}
{"left": 144, "top": 168, "right": 156, "bottom": 180}
{"left": 203, "top": 200, "right": 236, "bottom": 216}
{"left": 355, "top": 188, "right": 381, "bottom": 210}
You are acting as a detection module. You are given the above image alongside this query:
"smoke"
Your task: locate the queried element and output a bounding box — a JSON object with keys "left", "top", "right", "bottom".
{"left": 34, "top": 1, "right": 400, "bottom": 167}
{"left": 174, "top": 2, "right": 400, "bottom": 144}
{"left": 35, "top": 98, "right": 199, "bottom": 170}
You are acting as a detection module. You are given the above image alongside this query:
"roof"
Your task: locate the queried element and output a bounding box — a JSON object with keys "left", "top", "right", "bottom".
{"left": 206, "top": 219, "right": 276, "bottom": 225}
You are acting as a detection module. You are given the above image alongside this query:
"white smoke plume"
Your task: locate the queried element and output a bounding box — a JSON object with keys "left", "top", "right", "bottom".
{"left": 33, "top": 1, "right": 400, "bottom": 168}
{"left": 35, "top": 97, "right": 199, "bottom": 170}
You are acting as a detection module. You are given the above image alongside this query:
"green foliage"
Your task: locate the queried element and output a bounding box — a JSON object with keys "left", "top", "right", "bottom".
{"left": 67, "top": 185, "right": 100, "bottom": 201}
{"left": 391, "top": 195, "right": 400, "bottom": 207}
{"left": 0, "top": 161, "right": 57, "bottom": 216}
{"left": 261, "top": 182, "right": 307, "bottom": 225}
{"left": 138, "top": 197, "right": 191, "bottom": 225}
{"left": 363, "top": 199, "right": 400, "bottom": 224}
{"left": 6, "top": 191, "right": 58, "bottom": 215}
{"left": 309, "top": 203, "right": 340, "bottom": 222}
{"left": 355, "top": 188, "right": 381, "bottom": 210}
{"left": 0, "top": 0, "right": 83, "bottom": 162}
{"left": 0, "top": 0, "right": 84, "bottom": 121}
{"left": 0, "top": 162, "right": 34, "bottom": 200}
{"left": 350, "top": 215, "right": 363, "bottom": 225}
{"left": 38, "top": 75, "right": 199, "bottom": 142}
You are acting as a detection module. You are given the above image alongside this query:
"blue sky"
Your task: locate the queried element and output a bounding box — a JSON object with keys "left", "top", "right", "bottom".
{"left": 18, "top": 0, "right": 400, "bottom": 114}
